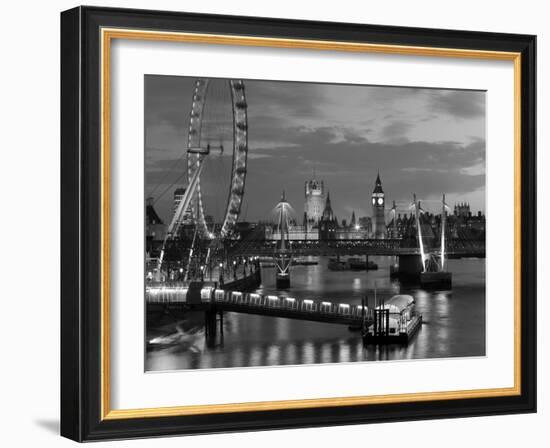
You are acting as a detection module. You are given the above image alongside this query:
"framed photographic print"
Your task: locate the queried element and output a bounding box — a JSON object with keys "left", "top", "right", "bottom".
{"left": 60, "top": 6, "right": 536, "bottom": 441}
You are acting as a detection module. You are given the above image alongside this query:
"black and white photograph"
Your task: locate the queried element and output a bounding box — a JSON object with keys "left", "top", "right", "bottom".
{"left": 144, "top": 76, "right": 486, "bottom": 371}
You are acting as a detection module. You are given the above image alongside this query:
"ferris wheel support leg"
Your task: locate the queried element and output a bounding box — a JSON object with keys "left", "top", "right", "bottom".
{"left": 156, "top": 157, "right": 206, "bottom": 275}
{"left": 168, "top": 157, "right": 205, "bottom": 235}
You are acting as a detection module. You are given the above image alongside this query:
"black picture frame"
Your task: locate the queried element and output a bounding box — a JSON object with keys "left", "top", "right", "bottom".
{"left": 61, "top": 5, "right": 536, "bottom": 442}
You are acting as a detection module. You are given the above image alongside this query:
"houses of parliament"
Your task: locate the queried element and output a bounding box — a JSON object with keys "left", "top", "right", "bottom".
{"left": 266, "top": 171, "right": 485, "bottom": 242}
{"left": 266, "top": 171, "right": 385, "bottom": 241}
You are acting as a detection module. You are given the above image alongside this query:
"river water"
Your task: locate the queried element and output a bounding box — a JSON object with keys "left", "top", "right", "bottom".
{"left": 146, "top": 256, "right": 485, "bottom": 371}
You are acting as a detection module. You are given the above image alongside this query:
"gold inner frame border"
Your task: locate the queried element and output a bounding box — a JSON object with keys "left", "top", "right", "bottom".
{"left": 99, "top": 27, "right": 522, "bottom": 420}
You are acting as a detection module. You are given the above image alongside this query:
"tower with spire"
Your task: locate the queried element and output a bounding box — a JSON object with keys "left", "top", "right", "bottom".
{"left": 371, "top": 171, "right": 386, "bottom": 239}
{"left": 304, "top": 169, "right": 325, "bottom": 231}
{"left": 454, "top": 201, "right": 471, "bottom": 218}
{"left": 318, "top": 192, "right": 338, "bottom": 240}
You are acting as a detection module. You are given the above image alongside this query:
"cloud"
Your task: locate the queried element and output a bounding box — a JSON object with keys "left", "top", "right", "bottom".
{"left": 380, "top": 120, "right": 413, "bottom": 140}
{"left": 145, "top": 75, "right": 195, "bottom": 129}
{"left": 247, "top": 153, "right": 273, "bottom": 160}
{"left": 429, "top": 90, "right": 485, "bottom": 119}
{"left": 246, "top": 80, "right": 324, "bottom": 119}
{"left": 145, "top": 76, "right": 487, "bottom": 222}
{"left": 364, "top": 86, "right": 423, "bottom": 103}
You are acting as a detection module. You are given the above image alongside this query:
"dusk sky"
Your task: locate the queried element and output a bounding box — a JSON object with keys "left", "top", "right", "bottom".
{"left": 145, "top": 75, "right": 486, "bottom": 225}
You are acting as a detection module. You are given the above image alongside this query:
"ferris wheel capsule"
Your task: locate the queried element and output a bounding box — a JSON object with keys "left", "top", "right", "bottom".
{"left": 188, "top": 146, "right": 210, "bottom": 155}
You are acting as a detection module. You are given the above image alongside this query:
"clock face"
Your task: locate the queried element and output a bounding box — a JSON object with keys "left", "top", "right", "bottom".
{"left": 372, "top": 198, "right": 376, "bottom": 205}
{"left": 377, "top": 198, "right": 384, "bottom": 206}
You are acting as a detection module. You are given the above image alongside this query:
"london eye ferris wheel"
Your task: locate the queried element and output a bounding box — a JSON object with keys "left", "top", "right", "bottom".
{"left": 186, "top": 78, "right": 249, "bottom": 239}
{"left": 156, "top": 78, "right": 248, "bottom": 273}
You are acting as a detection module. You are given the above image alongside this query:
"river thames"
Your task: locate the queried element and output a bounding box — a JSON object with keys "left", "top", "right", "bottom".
{"left": 145, "top": 256, "right": 485, "bottom": 371}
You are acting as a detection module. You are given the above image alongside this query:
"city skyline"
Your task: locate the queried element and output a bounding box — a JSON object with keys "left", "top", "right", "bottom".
{"left": 152, "top": 169, "right": 485, "bottom": 227}
{"left": 145, "top": 76, "right": 486, "bottom": 225}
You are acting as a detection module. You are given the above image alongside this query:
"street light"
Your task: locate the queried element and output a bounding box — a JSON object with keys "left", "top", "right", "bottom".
{"left": 219, "top": 262, "right": 224, "bottom": 286}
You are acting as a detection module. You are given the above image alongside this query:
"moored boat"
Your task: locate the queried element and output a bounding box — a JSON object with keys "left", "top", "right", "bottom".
{"left": 364, "top": 294, "right": 422, "bottom": 344}
{"left": 328, "top": 258, "right": 348, "bottom": 271}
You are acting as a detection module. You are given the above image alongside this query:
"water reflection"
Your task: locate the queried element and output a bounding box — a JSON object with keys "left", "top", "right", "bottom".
{"left": 146, "top": 256, "right": 485, "bottom": 371}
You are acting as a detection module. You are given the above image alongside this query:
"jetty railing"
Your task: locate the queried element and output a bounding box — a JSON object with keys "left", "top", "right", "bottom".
{"left": 146, "top": 284, "right": 373, "bottom": 325}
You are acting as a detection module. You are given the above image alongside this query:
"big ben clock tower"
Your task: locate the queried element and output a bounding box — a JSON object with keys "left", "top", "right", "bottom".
{"left": 371, "top": 172, "right": 386, "bottom": 239}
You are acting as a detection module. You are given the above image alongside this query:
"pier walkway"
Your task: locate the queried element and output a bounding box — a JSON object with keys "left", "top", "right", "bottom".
{"left": 146, "top": 283, "right": 372, "bottom": 327}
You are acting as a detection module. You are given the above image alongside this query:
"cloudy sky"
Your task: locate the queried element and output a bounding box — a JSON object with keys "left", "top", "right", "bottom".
{"left": 145, "top": 75, "right": 485, "bottom": 224}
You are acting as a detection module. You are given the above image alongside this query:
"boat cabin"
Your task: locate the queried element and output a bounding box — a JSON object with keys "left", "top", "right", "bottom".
{"left": 367, "top": 294, "right": 415, "bottom": 336}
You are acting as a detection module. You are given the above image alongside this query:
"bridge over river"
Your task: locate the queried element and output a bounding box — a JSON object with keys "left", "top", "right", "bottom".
{"left": 227, "top": 238, "right": 485, "bottom": 258}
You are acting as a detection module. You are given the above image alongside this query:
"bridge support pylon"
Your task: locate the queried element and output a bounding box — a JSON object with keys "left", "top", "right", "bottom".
{"left": 204, "top": 309, "right": 217, "bottom": 337}
{"left": 204, "top": 308, "right": 224, "bottom": 345}
{"left": 275, "top": 252, "right": 291, "bottom": 289}
{"left": 389, "top": 193, "right": 453, "bottom": 290}
{"left": 395, "top": 254, "right": 423, "bottom": 280}
{"left": 274, "top": 190, "right": 292, "bottom": 289}
{"left": 391, "top": 254, "right": 452, "bottom": 289}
